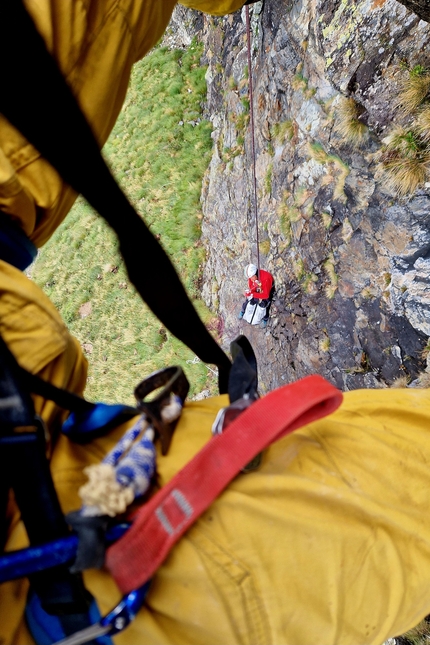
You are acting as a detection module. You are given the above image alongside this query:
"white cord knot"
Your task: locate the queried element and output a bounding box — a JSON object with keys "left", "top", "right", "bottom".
{"left": 160, "top": 393, "right": 183, "bottom": 423}
{"left": 78, "top": 418, "right": 156, "bottom": 517}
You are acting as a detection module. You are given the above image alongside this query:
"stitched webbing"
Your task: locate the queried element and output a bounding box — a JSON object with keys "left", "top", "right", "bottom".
{"left": 107, "top": 375, "right": 342, "bottom": 593}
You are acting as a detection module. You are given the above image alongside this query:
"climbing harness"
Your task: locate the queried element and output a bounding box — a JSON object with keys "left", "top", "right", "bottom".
{"left": 0, "top": 328, "right": 343, "bottom": 644}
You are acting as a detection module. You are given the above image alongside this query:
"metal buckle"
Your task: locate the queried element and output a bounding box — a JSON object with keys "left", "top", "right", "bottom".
{"left": 53, "top": 581, "right": 151, "bottom": 645}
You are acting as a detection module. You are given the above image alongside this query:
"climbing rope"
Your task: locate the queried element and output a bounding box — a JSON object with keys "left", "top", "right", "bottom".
{"left": 245, "top": 5, "right": 260, "bottom": 274}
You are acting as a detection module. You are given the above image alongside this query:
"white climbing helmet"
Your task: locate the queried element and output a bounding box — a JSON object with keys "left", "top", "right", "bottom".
{"left": 245, "top": 263, "right": 258, "bottom": 279}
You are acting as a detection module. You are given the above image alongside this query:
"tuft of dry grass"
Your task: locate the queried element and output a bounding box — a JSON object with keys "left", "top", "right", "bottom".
{"left": 398, "top": 616, "right": 430, "bottom": 644}
{"left": 390, "top": 375, "right": 410, "bottom": 388}
{"left": 383, "top": 125, "right": 420, "bottom": 155}
{"left": 376, "top": 152, "right": 429, "bottom": 197}
{"left": 396, "top": 71, "right": 430, "bottom": 116}
{"left": 375, "top": 125, "right": 430, "bottom": 196}
{"left": 308, "top": 141, "right": 330, "bottom": 164}
{"left": 259, "top": 239, "right": 271, "bottom": 255}
{"left": 288, "top": 206, "right": 302, "bottom": 223}
{"left": 325, "top": 283, "right": 338, "bottom": 300}
{"left": 272, "top": 120, "right": 295, "bottom": 143}
{"left": 307, "top": 142, "right": 350, "bottom": 202}
{"left": 292, "top": 257, "right": 305, "bottom": 281}
{"left": 334, "top": 97, "right": 368, "bottom": 147}
{"left": 295, "top": 186, "right": 312, "bottom": 207}
{"left": 292, "top": 73, "right": 308, "bottom": 92}
{"left": 277, "top": 200, "right": 293, "bottom": 243}
{"left": 381, "top": 156, "right": 428, "bottom": 196}
{"left": 414, "top": 105, "right": 430, "bottom": 143}
{"left": 302, "top": 272, "right": 318, "bottom": 294}
{"left": 332, "top": 156, "right": 350, "bottom": 203}
{"left": 323, "top": 253, "right": 338, "bottom": 299}
{"left": 319, "top": 336, "right": 330, "bottom": 352}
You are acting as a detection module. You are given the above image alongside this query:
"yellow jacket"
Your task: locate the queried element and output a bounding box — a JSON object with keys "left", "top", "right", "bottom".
{"left": 2, "top": 1, "right": 430, "bottom": 644}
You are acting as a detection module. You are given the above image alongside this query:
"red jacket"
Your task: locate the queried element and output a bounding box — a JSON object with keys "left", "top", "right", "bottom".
{"left": 248, "top": 269, "right": 273, "bottom": 300}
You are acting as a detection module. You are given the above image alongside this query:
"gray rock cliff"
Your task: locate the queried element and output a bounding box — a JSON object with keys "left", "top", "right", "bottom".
{"left": 169, "top": 0, "right": 430, "bottom": 393}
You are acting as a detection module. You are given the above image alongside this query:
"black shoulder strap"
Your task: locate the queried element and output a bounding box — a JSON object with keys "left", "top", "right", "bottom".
{"left": 0, "top": 335, "right": 100, "bottom": 641}
{"left": 0, "top": 0, "right": 231, "bottom": 392}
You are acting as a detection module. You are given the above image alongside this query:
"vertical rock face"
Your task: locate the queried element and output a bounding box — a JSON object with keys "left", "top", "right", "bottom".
{"left": 170, "top": 1, "right": 430, "bottom": 392}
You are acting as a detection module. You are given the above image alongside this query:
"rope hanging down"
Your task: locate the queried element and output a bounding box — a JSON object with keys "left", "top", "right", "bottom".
{"left": 245, "top": 5, "right": 260, "bottom": 274}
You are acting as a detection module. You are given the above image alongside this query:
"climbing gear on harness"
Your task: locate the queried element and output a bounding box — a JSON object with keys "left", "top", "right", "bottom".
{"left": 66, "top": 420, "right": 156, "bottom": 574}
{"left": 78, "top": 420, "right": 156, "bottom": 518}
{"left": 260, "top": 319, "right": 268, "bottom": 329}
{"left": 238, "top": 310, "right": 244, "bottom": 319}
{"left": 106, "top": 372, "right": 342, "bottom": 593}
{"left": 0, "top": 336, "right": 104, "bottom": 644}
{"left": 65, "top": 367, "right": 188, "bottom": 574}
{"left": 65, "top": 371, "right": 187, "bottom": 576}
{"left": 0, "top": 0, "right": 232, "bottom": 393}
{"left": 0, "top": 329, "right": 342, "bottom": 642}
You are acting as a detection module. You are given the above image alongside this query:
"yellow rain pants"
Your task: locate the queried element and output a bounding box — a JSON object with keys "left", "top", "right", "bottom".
{"left": 2, "top": 1, "right": 430, "bottom": 644}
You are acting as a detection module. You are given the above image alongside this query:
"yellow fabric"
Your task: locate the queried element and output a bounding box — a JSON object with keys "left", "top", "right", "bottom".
{"left": 180, "top": 0, "right": 246, "bottom": 15}
{"left": 3, "top": 272, "right": 430, "bottom": 644}
{"left": 0, "top": 260, "right": 87, "bottom": 434}
{"left": 3, "top": 1, "right": 430, "bottom": 644}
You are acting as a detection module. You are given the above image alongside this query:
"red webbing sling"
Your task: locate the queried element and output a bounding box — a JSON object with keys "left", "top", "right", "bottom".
{"left": 107, "top": 375, "right": 342, "bottom": 593}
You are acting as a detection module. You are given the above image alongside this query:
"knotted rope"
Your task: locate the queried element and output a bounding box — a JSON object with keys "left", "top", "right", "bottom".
{"left": 79, "top": 394, "right": 183, "bottom": 517}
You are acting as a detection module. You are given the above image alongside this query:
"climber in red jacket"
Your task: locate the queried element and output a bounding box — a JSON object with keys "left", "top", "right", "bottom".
{"left": 238, "top": 263, "right": 274, "bottom": 328}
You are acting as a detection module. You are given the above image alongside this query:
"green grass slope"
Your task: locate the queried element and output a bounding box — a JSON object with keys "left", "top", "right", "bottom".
{"left": 32, "top": 41, "right": 219, "bottom": 405}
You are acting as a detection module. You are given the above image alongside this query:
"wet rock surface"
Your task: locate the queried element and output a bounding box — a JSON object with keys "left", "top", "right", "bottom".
{"left": 167, "top": 0, "right": 430, "bottom": 393}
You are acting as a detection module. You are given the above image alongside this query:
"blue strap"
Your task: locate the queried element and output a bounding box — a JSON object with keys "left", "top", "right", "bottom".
{"left": 0, "top": 211, "right": 37, "bottom": 270}
{"left": 62, "top": 403, "right": 138, "bottom": 443}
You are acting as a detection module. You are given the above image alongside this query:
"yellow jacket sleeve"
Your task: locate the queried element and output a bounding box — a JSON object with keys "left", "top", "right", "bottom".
{"left": 179, "top": 0, "right": 246, "bottom": 15}
{"left": 0, "top": 0, "right": 178, "bottom": 247}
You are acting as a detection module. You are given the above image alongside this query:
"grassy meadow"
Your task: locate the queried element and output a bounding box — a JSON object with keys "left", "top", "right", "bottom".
{"left": 32, "top": 41, "right": 219, "bottom": 405}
